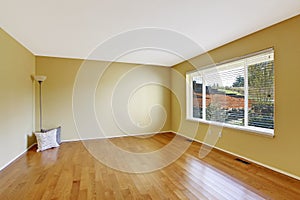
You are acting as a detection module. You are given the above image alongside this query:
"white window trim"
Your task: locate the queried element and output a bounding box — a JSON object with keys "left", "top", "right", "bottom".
{"left": 186, "top": 48, "right": 274, "bottom": 137}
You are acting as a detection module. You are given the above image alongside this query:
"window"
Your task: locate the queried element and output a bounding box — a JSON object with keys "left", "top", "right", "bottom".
{"left": 186, "top": 49, "right": 274, "bottom": 136}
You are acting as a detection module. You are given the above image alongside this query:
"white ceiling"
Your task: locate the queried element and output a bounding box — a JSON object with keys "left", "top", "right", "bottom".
{"left": 1, "top": 0, "right": 300, "bottom": 66}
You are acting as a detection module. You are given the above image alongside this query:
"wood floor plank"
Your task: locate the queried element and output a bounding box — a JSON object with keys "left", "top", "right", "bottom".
{"left": 0, "top": 132, "right": 300, "bottom": 199}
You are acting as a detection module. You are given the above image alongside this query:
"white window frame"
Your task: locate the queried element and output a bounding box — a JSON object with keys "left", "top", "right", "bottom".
{"left": 186, "top": 48, "right": 274, "bottom": 137}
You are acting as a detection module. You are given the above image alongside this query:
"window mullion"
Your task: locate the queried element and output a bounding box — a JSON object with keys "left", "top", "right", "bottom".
{"left": 244, "top": 60, "right": 249, "bottom": 126}
{"left": 202, "top": 73, "right": 206, "bottom": 120}
{"left": 187, "top": 74, "right": 193, "bottom": 119}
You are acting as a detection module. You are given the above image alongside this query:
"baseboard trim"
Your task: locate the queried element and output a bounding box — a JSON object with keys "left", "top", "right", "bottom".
{"left": 0, "top": 143, "right": 36, "bottom": 172}
{"left": 5, "top": 131, "right": 298, "bottom": 181}
{"left": 174, "top": 131, "right": 300, "bottom": 181}
{"left": 61, "top": 130, "right": 173, "bottom": 143}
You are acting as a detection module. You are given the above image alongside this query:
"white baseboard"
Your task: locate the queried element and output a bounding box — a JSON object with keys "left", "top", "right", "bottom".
{"left": 0, "top": 143, "right": 36, "bottom": 172}
{"left": 174, "top": 131, "right": 300, "bottom": 181}
{"left": 61, "top": 130, "right": 173, "bottom": 143}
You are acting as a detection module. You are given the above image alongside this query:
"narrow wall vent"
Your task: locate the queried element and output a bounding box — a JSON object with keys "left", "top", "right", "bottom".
{"left": 186, "top": 138, "right": 193, "bottom": 142}
{"left": 235, "top": 158, "right": 251, "bottom": 165}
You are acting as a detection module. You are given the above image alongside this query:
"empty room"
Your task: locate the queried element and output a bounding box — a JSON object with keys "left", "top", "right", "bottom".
{"left": 1, "top": 1, "right": 300, "bottom": 199}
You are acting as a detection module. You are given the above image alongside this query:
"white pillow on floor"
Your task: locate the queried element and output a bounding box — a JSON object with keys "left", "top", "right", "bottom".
{"left": 35, "top": 129, "right": 60, "bottom": 152}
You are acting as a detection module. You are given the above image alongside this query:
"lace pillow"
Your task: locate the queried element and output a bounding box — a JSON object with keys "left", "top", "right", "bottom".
{"left": 42, "top": 126, "right": 61, "bottom": 144}
{"left": 35, "top": 129, "right": 60, "bottom": 152}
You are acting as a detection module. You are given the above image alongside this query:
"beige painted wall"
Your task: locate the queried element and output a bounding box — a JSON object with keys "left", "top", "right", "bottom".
{"left": 36, "top": 57, "right": 171, "bottom": 140}
{"left": 35, "top": 57, "right": 81, "bottom": 139}
{"left": 171, "top": 15, "right": 300, "bottom": 177}
{"left": 0, "top": 28, "right": 35, "bottom": 169}
{"left": 95, "top": 62, "right": 171, "bottom": 138}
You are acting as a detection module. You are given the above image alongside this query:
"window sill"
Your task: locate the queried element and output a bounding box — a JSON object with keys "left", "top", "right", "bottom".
{"left": 186, "top": 117, "right": 274, "bottom": 138}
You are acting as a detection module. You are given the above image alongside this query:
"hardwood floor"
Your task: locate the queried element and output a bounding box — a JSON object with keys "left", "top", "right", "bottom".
{"left": 0, "top": 132, "right": 300, "bottom": 199}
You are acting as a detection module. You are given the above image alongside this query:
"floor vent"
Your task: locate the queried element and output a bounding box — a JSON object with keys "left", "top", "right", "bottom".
{"left": 186, "top": 138, "right": 193, "bottom": 142}
{"left": 235, "top": 158, "right": 251, "bottom": 165}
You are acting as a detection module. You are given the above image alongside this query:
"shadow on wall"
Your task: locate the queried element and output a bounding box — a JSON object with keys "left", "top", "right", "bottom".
{"left": 27, "top": 134, "right": 36, "bottom": 148}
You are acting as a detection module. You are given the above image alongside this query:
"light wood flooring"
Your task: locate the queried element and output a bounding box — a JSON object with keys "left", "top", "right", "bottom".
{"left": 0, "top": 132, "right": 300, "bottom": 199}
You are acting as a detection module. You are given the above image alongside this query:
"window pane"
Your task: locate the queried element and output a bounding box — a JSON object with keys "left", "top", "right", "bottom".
{"left": 192, "top": 76, "right": 203, "bottom": 119}
{"left": 248, "top": 60, "right": 274, "bottom": 129}
{"left": 205, "top": 64, "right": 245, "bottom": 125}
